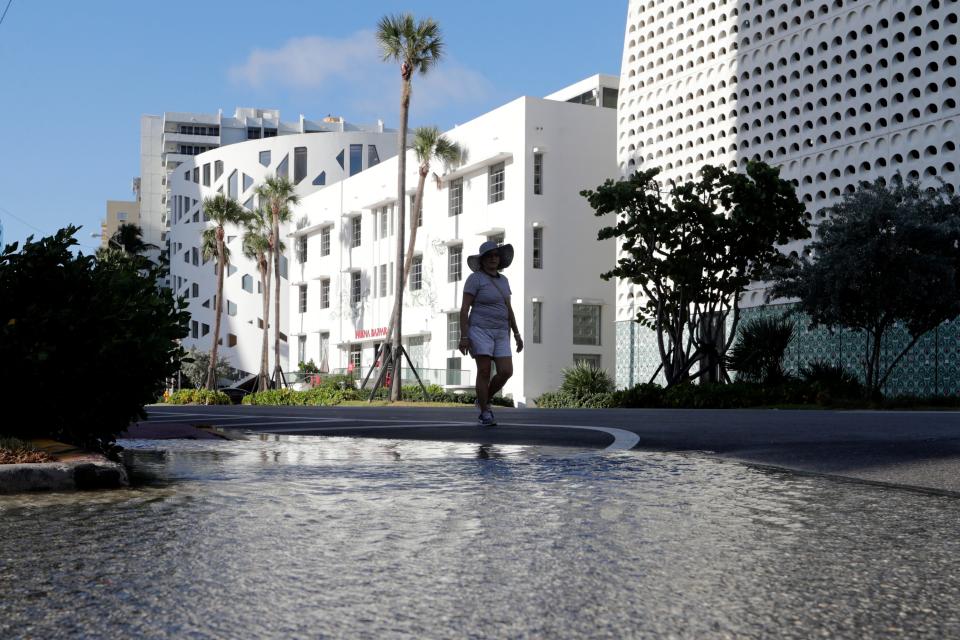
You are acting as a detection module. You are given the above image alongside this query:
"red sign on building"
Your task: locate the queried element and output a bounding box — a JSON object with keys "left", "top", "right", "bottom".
{"left": 355, "top": 326, "right": 389, "bottom": 340}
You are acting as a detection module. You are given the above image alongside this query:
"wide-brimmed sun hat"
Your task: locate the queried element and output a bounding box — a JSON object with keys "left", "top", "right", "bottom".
{"left": 467, "top": 240, "right": 514, "bottom": 272}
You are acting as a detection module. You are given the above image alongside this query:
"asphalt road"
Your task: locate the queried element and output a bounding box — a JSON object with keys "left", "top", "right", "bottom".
{"left": 141, "top": 405, "right": 960, "bottom": 494}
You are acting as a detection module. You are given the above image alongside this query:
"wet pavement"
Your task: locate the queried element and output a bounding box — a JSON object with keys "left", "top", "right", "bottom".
{"left": 2, "top": 436, "right": 960, "bottom": 639}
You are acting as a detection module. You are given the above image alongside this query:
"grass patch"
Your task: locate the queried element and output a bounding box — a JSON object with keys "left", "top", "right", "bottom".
{"left": 0, "top": 437, "right": 54, "bottom": 464}
{"left": 339, "top": 400, "right": 473, "bottom": 408}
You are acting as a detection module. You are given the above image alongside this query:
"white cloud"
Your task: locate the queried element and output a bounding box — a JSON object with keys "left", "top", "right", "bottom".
{"left": 228, "top": 31, "right": 495, "bottom": 120}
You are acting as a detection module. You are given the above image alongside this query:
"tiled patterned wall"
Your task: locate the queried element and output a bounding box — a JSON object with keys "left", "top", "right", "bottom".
{"left": 616, "top": 305, "right": 960, "bottom": 396}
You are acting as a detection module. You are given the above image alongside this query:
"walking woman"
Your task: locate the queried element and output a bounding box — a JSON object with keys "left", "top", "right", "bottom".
{"left": 458, "top": 241, "right": 523, "bottom": 426}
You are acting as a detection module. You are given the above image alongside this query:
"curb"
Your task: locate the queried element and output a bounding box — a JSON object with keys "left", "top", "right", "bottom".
{"left": 0, "top": 454, "right": 129, "bottom": 495}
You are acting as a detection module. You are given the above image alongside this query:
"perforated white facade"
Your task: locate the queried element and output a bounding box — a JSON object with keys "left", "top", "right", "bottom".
{"left": 615, "top": 0, "right": 960, "bottom": 381}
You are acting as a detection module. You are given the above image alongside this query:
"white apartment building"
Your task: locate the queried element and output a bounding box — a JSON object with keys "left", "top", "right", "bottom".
{"left": 287, "top": 77, "right": 618, "bottom": 406}
{"left": 138, "top": 108, "right": 389, "bottom": 255}
{"left": 168, "top": 129, "right": 399, "bottom": 372}
{"left": 615, "top": 0, "right": 960, "bottom": 386}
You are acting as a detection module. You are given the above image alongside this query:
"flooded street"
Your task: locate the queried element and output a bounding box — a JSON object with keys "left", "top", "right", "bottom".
{"left": 2, "top": 436, "right": 959, "bottom": 638}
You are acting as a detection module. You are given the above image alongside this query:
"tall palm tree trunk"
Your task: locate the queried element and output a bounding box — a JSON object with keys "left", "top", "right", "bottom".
{"left": 390, "top": 74, "right": 412, "bottom": 401}
{"left": 207, "top": 237, "right": 225, "bottom": 390}
{"left": 272, "top": 222, "right": 282, "bottom": 386}
{"left": 258, "top": 257, "right": 271, "bottom": 392}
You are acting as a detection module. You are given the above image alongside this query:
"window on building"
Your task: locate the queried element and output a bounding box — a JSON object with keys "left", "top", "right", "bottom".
{"left": 227, "top": 333, "right": 238, "bottom": 348}
{"left": 192, "top": 168, "right": 199, "bottom": 183}
{"left": 368, "top": 145, "right": 380, "bottom": 167}
{"left": 602, "top": 87, "right": 618, "bottom": 109}
{"left": 243, "top": 173, "right": 253, "bottom": 192}
{"left": 320, "top": 227, "right": 330, "bottom": 256}
{"left": 297, "top": 236, "right": 308, "bottom": 263}
{"left": 277, "top": 154, "right": 289, "bottom": 180}
{"left": 448, "top": 178, "right": 463, "bottom": 216}
{"left": 379, "top": 264, "right": 387, "bottom": 298}
{"left": 488, "top": 233, "right": 505, "bottom": 246}
{"left": 532, "top": 301, "right": 542, "bottom": 343}
{"left": 349, "top": 144, "right": 363, "bottom": 176}
{"left": 227, "top": 300, "right": 237, "bottom": 317}
{"left": 336, "top": 149, "right": 345, "bottom": 170}
{"left": 201, "top": 323, "right": 210, "bottom": 337}
{"left": 448, "top": 245, "right": 462, "bottom": 282}
{"left": 203, "top": 163, "right": 211, "bottom": 186}
{"left": 312, "top": 171, "right": 326, "bottom": 186}
{"left": 279, "top": 255, "right": 288, "bottom": 279}
{"left": 533, "top": 152, "right": 544, "bottom": 195}
{"left": 351, "top": 217, "right": 362, "bottom": 248}
{"left": 389, "top": 262, "right": 394, "bottom": 295}
{"left": 488, "top": 162, "right": 505, "bottom": 203}
{"left": 299, "top": 284, "right": 308, "bottom": 313}
{"left": 228, "top": 170, "right": 238, "bottom": 199}
{"left": 351, "top": 271, "right": 361, "bottom": 304}
{"left": 247, "top": 127, "right": 261, "bottom": 139}
{"left": 242, "top": 274, "right": 253, "bottom": 292}
{"left": 298, "top": 335, "right": 307, "bottom": 366}
{"left": 319, "top": 332, "right": 330, "bottom": 372}
{"left": 320, "top": 279, "right": 330, "bottom": 309}
{"left": 533, "top": 227, "right": 543, "bottom": 269}
{"left": 411, "top": 255, "right": 422, "bottom": 291}
{"left": 447, "top": 313, "right": 461, "bottom": 349}
{"left": 191, "top": 320, "right": 199, "bottom": 339}
{"left": 573, "top": 304, "right": 601, "bottom": 345}
{"left": 192, "top": 282, "right": 199, "bottom": 298}
{"left": 263, "top": 128, "right": 277, "bottom": 138}
{"left": 380, "top": 207, "right": 390, "bottom": 237}
{"left": 191, "top": 247, "right": 199, "bottom": 266}
{"left": 574, "top": 353, "right": 602, "bottom": 368}
{"left": 294, "top": 147, "right": 307, "bottom": 184}
{"left": 446, "top": 357, "right": 462, "bottom": 385}
{"left": 214, "top": 160, "right": 223, "bottom": 180}
{"left": 349, "top": 344, "right": 361, "bottom": 370}
{"left": 259, "top": 150, "right": 271, "bottom": 167}
{"left": 117, "top": 211, "right": 128, "bottom": 221}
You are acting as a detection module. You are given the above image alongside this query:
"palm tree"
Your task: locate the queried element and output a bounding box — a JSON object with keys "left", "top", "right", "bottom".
{"left": 241, "top": 206, "right": 280, "bottom": 392}
{"left": 200, "top": 194, "right": 247, "bottom": 390}
{"left": 255, "top": 175, "right": 299, "bottom": 386}
{"left": 109, "top": 223, "right": 157, "bottom": 256}
{"left": 376, "top": 12, "right": 444, "bottom": 401}
{"left": 380, "top": 128, "right": 462, "bottom": 347}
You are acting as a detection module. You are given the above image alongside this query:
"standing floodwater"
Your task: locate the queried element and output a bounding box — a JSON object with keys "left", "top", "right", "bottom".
{"left": 2, "top": 436, "right": 959, "bottom": 638}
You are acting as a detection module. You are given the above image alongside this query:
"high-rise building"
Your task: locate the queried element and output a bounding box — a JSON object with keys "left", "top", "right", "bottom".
{"left": 615, "top": 0, "right": 960, "bottom": 388}
{"left": 100, "top": 200, "right": 141, "bottom": 249}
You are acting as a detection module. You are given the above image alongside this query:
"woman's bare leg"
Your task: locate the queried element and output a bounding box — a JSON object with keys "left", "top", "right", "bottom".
{"left": 486, "top": 357, "right": 514, "bottom": 407}
{"left": 475, "top": 356, "right": 492, "bottom": 412}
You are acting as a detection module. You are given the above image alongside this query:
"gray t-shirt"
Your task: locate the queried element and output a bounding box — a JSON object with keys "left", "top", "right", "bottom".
{"left": 464, "top": 271, "right": 512, "bottom": 330}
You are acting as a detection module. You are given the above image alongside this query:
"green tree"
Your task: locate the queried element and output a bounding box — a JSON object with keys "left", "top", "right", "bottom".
{"left": 0, "top": 227, "right": 189, "bottom": 453}
{"left": 242, "top": 206, "right": 280, "bottom": 392}
{"left": 377, "top": 12, "right": 444, "bottom": 401}
{"left": 582, "top": 162, "right": 809, "bottom": 387}
{"left": 180, "top": 346, "right": 235, "bottom": 389}
{"left": 380, "top": 127, "right": 462, "bottom": 351}
{"left": 771, "top": 175, "right": 960, "bottom": 396}
{"left": 256, "top": 175, "right": 299, "bottom": 386}
{"left": 201, "top": 194, "right": 248, "bottom": 389}
{"left": 726, "top": 315, "right": 795, "bottom": 384}
{"left": 98, "top": 223, "right": 158, "bottom": 271}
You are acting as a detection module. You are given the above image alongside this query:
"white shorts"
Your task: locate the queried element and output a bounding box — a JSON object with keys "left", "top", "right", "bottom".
{"left": 468, "top": 325, "right": 512, "bottom": 358}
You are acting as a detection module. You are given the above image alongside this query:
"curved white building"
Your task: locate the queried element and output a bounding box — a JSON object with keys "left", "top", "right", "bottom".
{"left": 615, "top": 0, "right": 960, "bottom": 386}
{"left": 169, "top": 128, "right": 398, "bottom": 375}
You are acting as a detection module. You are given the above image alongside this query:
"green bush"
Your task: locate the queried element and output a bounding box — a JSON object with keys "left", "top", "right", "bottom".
{"left": 727, "top": 316, "right": 796, "bottom": 384}
{"left": 166, "top": 389, "right": 231, "bottom": 405}
{"left": 611, "top": 383, "right": 665, "bottom": 408}
{"left": 800, "top": 361, "right": 863, "bottom": 403}
{"left": 560, "top": 362, "right": 614, "bottom": 397}
{"left": 243, "top": 387, "right": 347, "bottom": 406}
{"left": 0, "top": 227, "right": 189, "bottom": 454}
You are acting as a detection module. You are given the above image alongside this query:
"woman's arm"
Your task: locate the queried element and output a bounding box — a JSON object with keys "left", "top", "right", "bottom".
{"left": 458, "top": 292, "right": 474, "bottom": 355}
{"left": 506, "top": 297, "right": 523, "bottom": 353}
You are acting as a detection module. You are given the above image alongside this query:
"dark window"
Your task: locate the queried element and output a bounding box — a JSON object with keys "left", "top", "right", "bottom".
{"left": 532, "top": 301, "right": 542, "bottom": 343}
{"left": 192, "top": 167, "right": 200, "bottom": 183}
{"left": 336, "top": 149, "right": 345, "bottom": 169}
{"left": 533, "top": 227, "right": 543, "bottom": 269}
{"left": 533, "top": 153, "right": 544, "bottom": 195}
{"left": 320, "top": 279, "right": 330, "bottom": 308}
{"left": 351, "top": 217, "right": 362, "bottom": 248}
{"left": 214, "top": 160, "right": 223, "bottom": 180}
{"left": 349, "top": 144, "right": 363, "bottom": 176}
{"left": 447, "top": 313, "right": 461, "bottom": 349}
{"left": 297, "top": 236, "right": 308, "bottom": 263}
{"left": 313, "top": 172, "right": 326, "bottom": 186}
{"left": 448, "top": 178, "right": 463, "bottom": 216}
{"left": 488, "top": 162, "right": 505, "bottom": 203}
{"left": 294, "top": 147, "right": 307, "bottom": 184}
{"left": 573, "top": 304, "right": 601, "bottom": 345}
{"left": 202, "top": 163, "right": 210, "bottom": 186}
{"left": 228, "top": 170, "right": 238, "bottom": 199}
{"left": 602, "top": 87, "right": 618, "bottom": 109}
{"left": 247, "top": 127, "right": 261, "bottom": 139}
{"left": 299, "top": 285, "right": 308, "bottom": 313}
{"left": 351, "top": 271, "right": 361, "bottom": 304}
{"left": 320, "top": 227, "right": 330, "bottom": 256}
{"left": 368, "top": 145, "right": 380, "bottom": 167}
{"left": 411, "top": 255, "right": 422, "bottom": 290}
{"left": 277, "top": 154, "right": 289, "bottom": 180}
{"left": 448, "top": 245, "right": 462, "bottom": 282}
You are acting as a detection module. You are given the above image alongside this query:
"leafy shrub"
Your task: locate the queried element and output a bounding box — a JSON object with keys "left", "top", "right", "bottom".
{"left": 611, "top": 383, "right": 665, "bottom": 408}
{"left": 727, "top": 316, "right": 795, "bottom": 384}
{"left": 243, "top": 387, "right": 347, "bottom": 406}
{"left": 0, "top": 227, "right": 189, "bottom": 454}
{"left": 165, "top": 389, "right": 231, "bottom": 405}
{"left": 800, "top": 361, "right": 863, "bottom": 402}
{"left": 534, "top": 391, "right": 577, "bottom": 408}
{"left": 298, "top": 359, "right": 320, "bottom": 374}
{"left": 560, "top": 362, "right": 615, "bottom": 397}
{"left": 180, "top": 346, "right": 235, "bottom": 389}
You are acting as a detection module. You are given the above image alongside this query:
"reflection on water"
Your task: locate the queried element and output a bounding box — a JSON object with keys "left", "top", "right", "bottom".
{"left": 2, "top": 436, "right": 960, "bottom": 639}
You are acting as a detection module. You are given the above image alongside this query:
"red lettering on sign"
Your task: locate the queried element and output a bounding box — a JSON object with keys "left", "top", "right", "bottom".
{"left": 355, "top": 326, "right": 389, "bottom": 340}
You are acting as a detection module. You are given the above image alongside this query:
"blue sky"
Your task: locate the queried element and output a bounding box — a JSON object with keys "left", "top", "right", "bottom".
{"left": 0, "top": 1, "right": 627, "bottom": 251}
